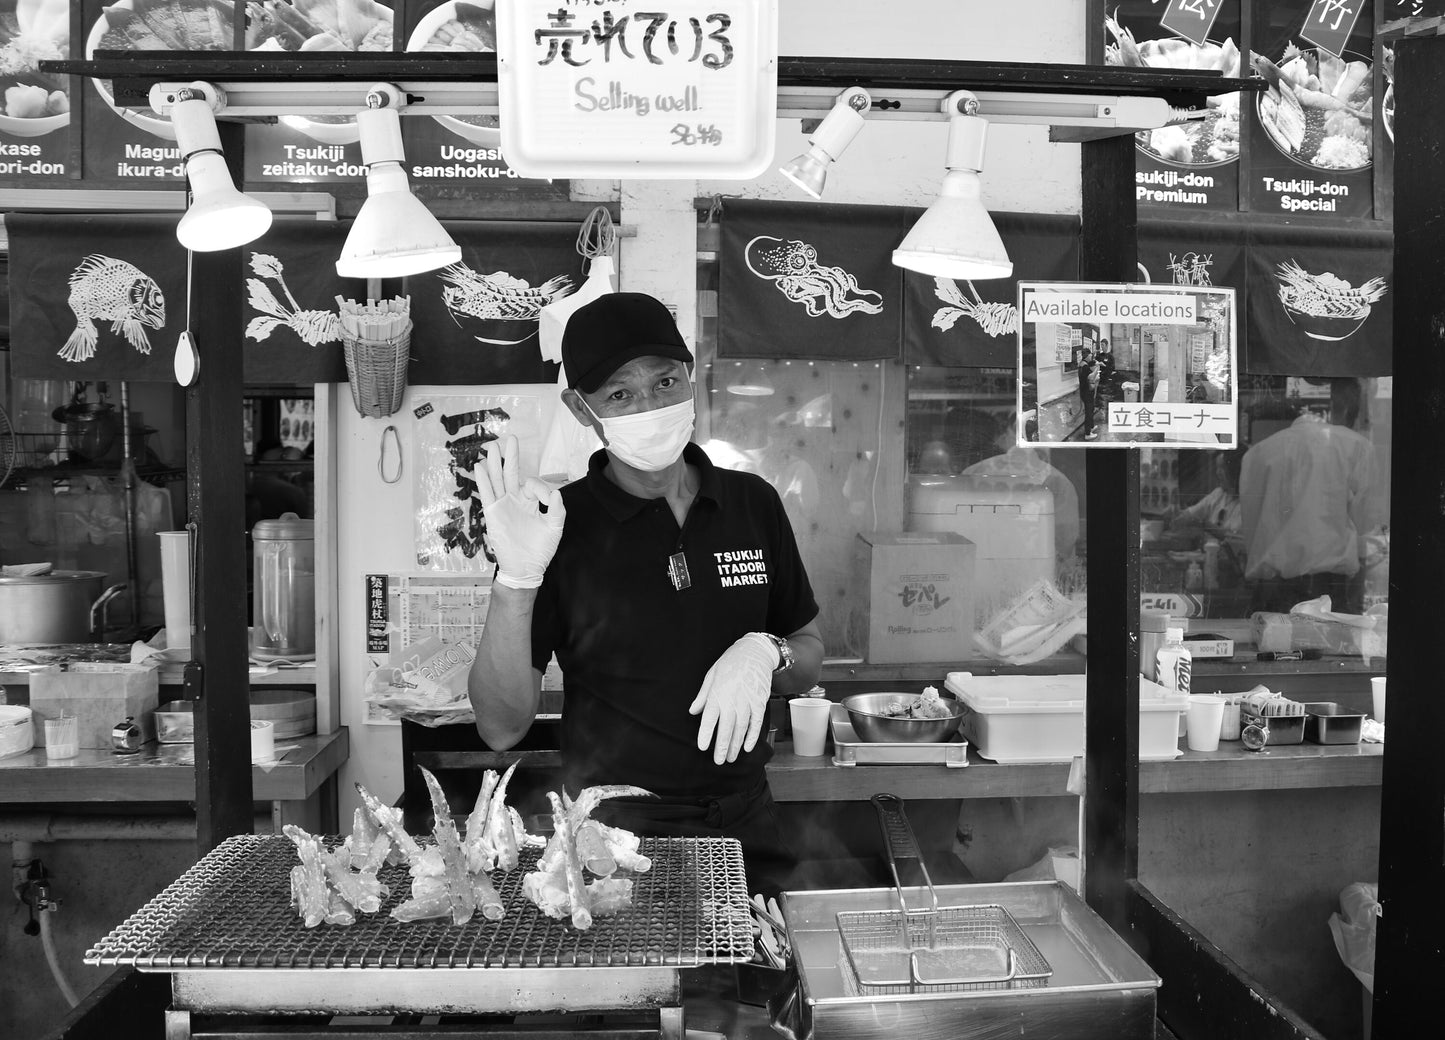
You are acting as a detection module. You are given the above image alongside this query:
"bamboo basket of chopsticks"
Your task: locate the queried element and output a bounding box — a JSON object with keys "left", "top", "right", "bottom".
{"left": 338, "top": 296, "right": 412, "bottom": 419}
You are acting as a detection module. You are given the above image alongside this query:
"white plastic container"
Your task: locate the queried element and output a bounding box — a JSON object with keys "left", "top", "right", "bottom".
{"left": 0, "top": 705, "right": 34, "bottom": 758}
{"left": 944, "top": 672, "right": 1187, "bottom": 763}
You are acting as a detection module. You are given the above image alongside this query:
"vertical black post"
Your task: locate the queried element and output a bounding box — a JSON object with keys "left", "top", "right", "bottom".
{"left": 1080, "top": 132, "right": 1141, "bottom": 934}
{"left": 187, "top": 118, "right": 255, "bottom": 852}
{"left": 1374, "top": 33, "right": 1445, "bottom": 1036}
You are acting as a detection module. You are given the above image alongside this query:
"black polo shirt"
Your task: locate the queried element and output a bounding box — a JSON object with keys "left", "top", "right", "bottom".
{"left": 530, "top": 443, "right": 819, "bottom": 797}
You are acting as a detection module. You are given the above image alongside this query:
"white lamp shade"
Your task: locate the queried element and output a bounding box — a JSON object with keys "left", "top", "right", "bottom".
{"left": 779, "top": 148, "right": 829, "bottom": 199}
{"left": 892, "top": 169, "right": 1012, "bottom": 281}
{"left": 336, "top": 163, "right": 461, "bottom": 279}
{"left": 177, "top": 152, "right": 273, "bottom": 251}
{"left": 779, "top": 94, "right": 866, "bottom": 199}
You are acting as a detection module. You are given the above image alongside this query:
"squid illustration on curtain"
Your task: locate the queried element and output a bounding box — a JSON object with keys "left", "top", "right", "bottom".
{"left": 743, "top": 235, "right": 884, "bottom": 317}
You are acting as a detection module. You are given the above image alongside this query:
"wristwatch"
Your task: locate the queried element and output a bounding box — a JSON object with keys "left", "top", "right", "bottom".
{"left": 761, "top": 632, "right": 794, "bottom": 674}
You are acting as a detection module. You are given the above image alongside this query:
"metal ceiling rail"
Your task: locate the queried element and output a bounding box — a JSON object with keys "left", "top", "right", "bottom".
{"left": 47, "top": 52, "right": 1261, "bottom": 137}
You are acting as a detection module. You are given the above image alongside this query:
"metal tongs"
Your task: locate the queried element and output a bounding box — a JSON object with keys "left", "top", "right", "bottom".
{"left": 751, "top": 893, "right": 791, "bottom": 967}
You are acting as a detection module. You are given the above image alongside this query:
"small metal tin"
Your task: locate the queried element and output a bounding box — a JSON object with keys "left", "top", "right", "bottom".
{"left": 111, "top": 716, "right": 143, "bottom": 754}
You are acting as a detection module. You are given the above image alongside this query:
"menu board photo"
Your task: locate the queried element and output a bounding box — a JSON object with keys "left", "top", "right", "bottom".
{"left": 1103, "top": 0, "right": 1243, "bottom": 213}
{"left": 1248, "top": 0, "right": 1375, "bottom": 219}
{"left": 0, "top": 0, "right": 74, "bottom": 183}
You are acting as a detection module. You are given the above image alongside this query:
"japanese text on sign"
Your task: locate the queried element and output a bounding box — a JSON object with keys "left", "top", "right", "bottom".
{"left": 1160, "top": 0, "right": 1223, "bottom": 47}
{"left": 1301, "top": 0, "right": 1364, "bottom": 58}
{"left": 534, "top": 7, "right": 735, "bottom": 69}
{"left": 1108, "top": 402, "right": 1234, "bottom": 435}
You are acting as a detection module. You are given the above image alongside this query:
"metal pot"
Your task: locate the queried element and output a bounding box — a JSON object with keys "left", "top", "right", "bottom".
{"left": 0, "top": 571, "right": 127, "bottom": 644}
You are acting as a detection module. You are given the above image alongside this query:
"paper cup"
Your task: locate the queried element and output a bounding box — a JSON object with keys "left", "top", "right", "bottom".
{"left": 1186, "top": 695, "right": 1226, "bottom": 752}
{"left": 250, "top": 719, "right": 276, "bottom": 764}
{"left": 44, "top": 715, "right": 78, "bottom": 760}
{"left": 1370, "top": 677, "right": 1386, "bottom": 725}
{"left": 788, "top": 697, "right": 833, "bottom": 757}
{"left": 158, "top": 531, "right": 192, "bottom": 651}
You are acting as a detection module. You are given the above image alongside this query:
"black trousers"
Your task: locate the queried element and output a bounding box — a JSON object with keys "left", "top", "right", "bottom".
{"left": 592, "top": 776, "right": 797, "bottom": 899}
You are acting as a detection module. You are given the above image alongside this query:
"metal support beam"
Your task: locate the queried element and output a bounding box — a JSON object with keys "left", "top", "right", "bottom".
{"left": 1080, "top": 131, "right": 1141, "bottom": 937}
{"left": 1375, "top": 32, "right": 1445, "bottom": 1039}
{"left": 187, "top": 117, "right": 255, "bottom": 854}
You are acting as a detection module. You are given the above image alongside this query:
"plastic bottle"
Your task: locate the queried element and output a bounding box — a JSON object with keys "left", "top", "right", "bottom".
{"left": 1139, "top": 610, "right": 1170, "bottom": 683}
{"left": 1202, "top": 539, "right": 1220, "bottom": 589}
{"left": 1156, "top": 627, "right": 1192, "bottom": 697}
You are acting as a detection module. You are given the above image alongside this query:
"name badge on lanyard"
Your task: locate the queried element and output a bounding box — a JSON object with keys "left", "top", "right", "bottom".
{"left": 668, "top": 551, "right": 691, "bottom": 592}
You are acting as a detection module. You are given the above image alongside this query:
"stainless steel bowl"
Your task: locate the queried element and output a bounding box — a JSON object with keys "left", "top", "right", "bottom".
{"left": 842, "top": 692, "right": 964, "bottom": 744}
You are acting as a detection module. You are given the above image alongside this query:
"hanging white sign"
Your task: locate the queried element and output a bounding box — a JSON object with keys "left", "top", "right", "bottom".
{"left": 496, "top": 0, "right": 778, "bottom": 178}
{"left": 1016, "top": 281, "right": 1239, "bottom": 450}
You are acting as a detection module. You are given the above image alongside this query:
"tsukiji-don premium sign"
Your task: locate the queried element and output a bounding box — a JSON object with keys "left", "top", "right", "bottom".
{"left": 495, "top": 0, "right": 778, "bottom": 178}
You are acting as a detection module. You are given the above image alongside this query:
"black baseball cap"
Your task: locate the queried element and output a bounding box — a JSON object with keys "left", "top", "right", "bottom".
{"left": 562, "top": 292, "right": 693, "bottom": 393}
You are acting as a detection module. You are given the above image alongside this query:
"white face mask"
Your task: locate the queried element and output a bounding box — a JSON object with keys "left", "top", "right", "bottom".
{"left": 582, "top": 397, "right": 695, "bottom": 472}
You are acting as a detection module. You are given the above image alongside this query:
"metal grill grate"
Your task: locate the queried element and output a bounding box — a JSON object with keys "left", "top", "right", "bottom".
{"left": 86, "top": 834, "right": 753, "bottom": 970}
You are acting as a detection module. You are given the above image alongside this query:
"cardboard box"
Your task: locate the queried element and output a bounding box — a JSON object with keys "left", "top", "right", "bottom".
{"left": 848, "top": 532, "right": 976, "bottom": 664}
{"left": 29, "top": 663, "right": 160, "bottom": 749}
{"left": 1183, "top": 638, "right": 1234, "bottom": 659}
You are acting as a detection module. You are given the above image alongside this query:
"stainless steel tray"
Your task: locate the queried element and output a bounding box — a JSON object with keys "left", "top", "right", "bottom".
{"left": 772, "top": 881, "right": 1161, "bottom": 1040}
{"left": 830, "top": 704, "right": 968, "bottom": 768}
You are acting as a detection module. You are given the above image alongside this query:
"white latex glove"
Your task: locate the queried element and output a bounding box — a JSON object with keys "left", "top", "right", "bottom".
{"left": 688, "top": 632, "right": 779, "bottom": 765}
{"left": 472, "top": 434, "right": 565, "bottom": 589}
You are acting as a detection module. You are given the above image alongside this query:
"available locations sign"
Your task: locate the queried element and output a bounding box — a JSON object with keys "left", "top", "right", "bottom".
{"left": 1017, "top": 282, "right": 1238, "bottom": 450}
{"left": 496, "top": 0, "right": 778, "bottom": 178}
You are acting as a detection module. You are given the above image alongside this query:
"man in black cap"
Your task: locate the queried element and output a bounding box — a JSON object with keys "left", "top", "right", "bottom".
{"left": 467, "top": 292, "right": 824, "bottom": 896}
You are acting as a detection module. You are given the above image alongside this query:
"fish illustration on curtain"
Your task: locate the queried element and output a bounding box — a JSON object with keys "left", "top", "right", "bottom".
{"left": 59, "top": 254, "right": 166, "bottom": 362}
{"left": 244, "top": 253, "right": 343, "bottom": 347}
{"left": 929, "top": 278, "right": 1018, "bottom": 338}
{"left": 743, "top": 235, "right": 884, "bottom": 317}
{"left": 438, "top": 264, "right": 573, "bottom": 345}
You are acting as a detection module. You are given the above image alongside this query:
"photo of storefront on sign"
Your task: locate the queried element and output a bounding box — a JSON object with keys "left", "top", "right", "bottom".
{"left": 1017, "top": 281, "right": 1238, "bottom": 449}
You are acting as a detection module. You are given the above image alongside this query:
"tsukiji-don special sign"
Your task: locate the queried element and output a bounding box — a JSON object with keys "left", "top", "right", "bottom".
{"left": 495, "top": 0, "right": 778, "bottom": 178}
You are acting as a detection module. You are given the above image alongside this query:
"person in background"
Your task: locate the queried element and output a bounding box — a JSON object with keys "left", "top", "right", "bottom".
{"left": 1239, "top": 379, "right": 1380, "bottom": 614}
{"left": 1077, "top": 348, "right": 1099, "bottom": 440}
{"left": 1170, "top": 449, "right": 1243, "bottom": 542}
{"left": 467, "top": 292, "right": 825, "bottom": 898}
{"left": 1095, "top": 337, "right": 1117, "bottom": 404}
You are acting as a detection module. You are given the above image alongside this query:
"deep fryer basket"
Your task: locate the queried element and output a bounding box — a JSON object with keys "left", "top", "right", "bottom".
{"left": 835, "top": 793, "right": 1053, "bottom": 995}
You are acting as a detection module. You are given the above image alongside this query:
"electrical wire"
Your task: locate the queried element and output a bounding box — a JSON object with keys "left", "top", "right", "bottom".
{"left": 871, "top": 360, "right": 885, "bottom": 533}
{"left": 39, "top": 910, "right": 79, "bottom": 1008}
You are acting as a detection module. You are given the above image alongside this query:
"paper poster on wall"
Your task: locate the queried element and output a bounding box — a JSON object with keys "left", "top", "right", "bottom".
{"left": 411, "top": 394, "right": 543, "bottom": 572}
{"left": 1016, "top": 281, "right": 1238, "bottom": 449}
{"left": 360, "top": 572, "right": 492, "bottom": 726}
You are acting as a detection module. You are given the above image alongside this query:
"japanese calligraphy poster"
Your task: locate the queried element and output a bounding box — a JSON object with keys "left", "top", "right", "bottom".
{"left": 1247, "top": 0, "right": 1375, "bottom": 219}
{"left": 1016, "top": 282, "right": 1238, "bottom": 449}
{"left": 411, "top": 393, "right": 543, "bottom": 573}
{"left": 1103, "top": 0, "right": 1242, "bottom": 213}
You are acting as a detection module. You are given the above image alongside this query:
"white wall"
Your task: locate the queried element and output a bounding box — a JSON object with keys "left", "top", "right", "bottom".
{"left": 333, "top": 1, "right": 1088, "bottom": 814}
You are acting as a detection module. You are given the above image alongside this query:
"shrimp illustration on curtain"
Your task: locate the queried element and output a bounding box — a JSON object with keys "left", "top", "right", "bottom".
{"left": 438, "top": 264, "right": 573, "bottom": 345}
{"left": 59, "top": 254, "right": 166, "bottom": 363}
{"left": 744, "top": 235, "right": 883, "bottom": 317}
